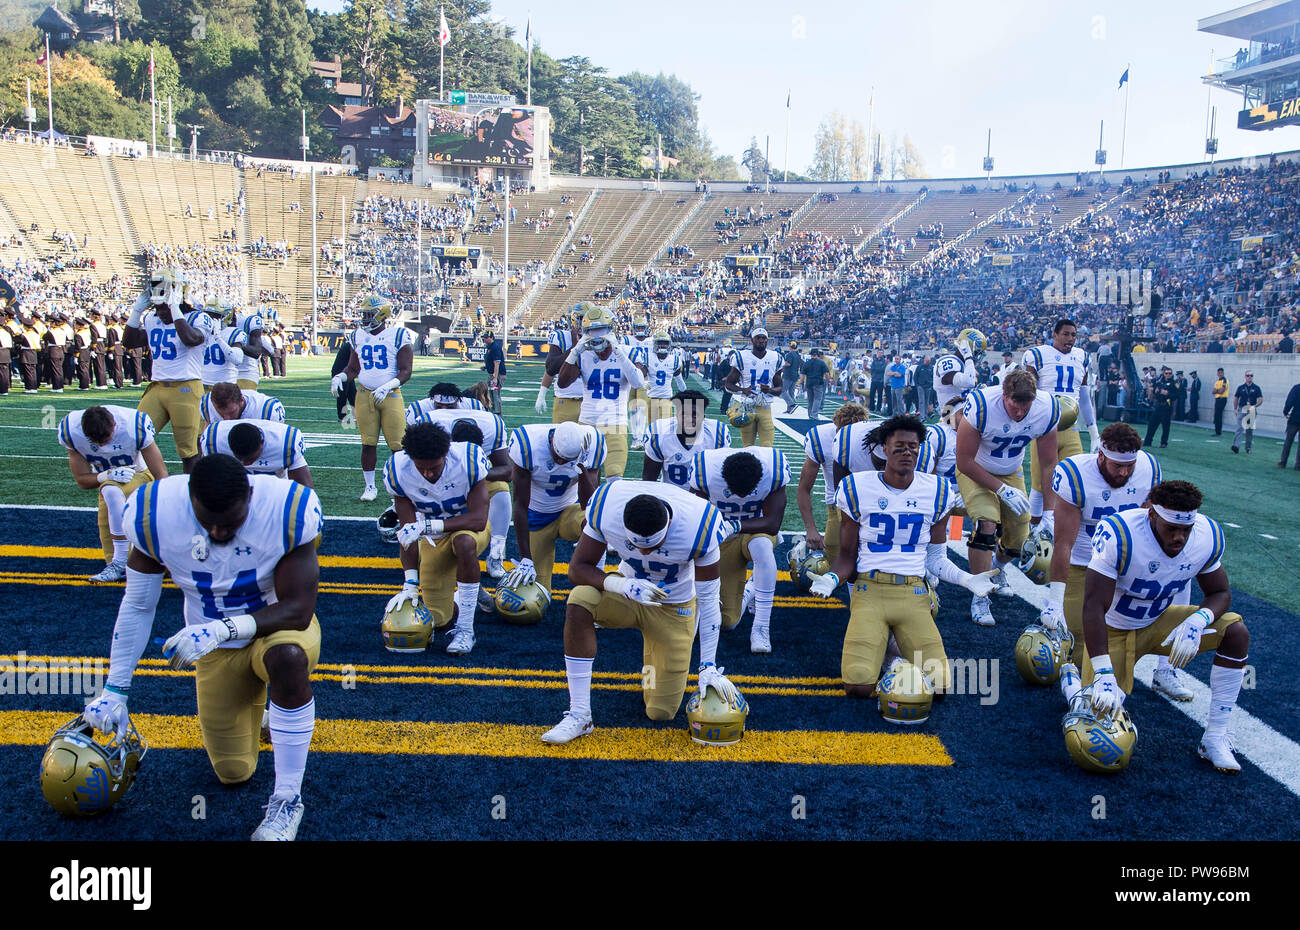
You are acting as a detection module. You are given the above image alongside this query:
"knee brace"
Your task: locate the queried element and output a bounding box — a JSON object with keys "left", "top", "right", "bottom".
{"left": 968, "top": 527, "right": 999, "bottom": 552}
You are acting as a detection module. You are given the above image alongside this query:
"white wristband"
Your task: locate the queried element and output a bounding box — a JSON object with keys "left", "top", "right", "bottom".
{"left": 566, "top": 347, "right": 582, "bottom": 365}
{"left": 224, "top": 613, "right": 257, "bottom": 641}
{"left": 1091, "top": 653, "right": 1113, "bottom": 675}
{"left": 603, "top": 575, "right": 629, "bottom": 596}
{"left": 404, "top": 569, "right": 419, "bottom": 585}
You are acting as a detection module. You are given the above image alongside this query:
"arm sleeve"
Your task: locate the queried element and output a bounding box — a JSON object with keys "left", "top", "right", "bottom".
{"left": 613, "top": 348, "right": 645, "bottom": 388}
{"left": 1077, "top": 385, "right": 1097, "bottom": 428}
{"left": 695, "top": 576, "right": 722, "bottom": 666}
{"left": 106, "top": 568, "right": 164, "bottom": 691}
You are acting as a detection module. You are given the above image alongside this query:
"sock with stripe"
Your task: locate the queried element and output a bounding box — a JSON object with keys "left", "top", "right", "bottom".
{"left": 565, "top": 655, "right": 594, "bottom": 719}
{"left": 269, "top": 698, "right": 315, "bottom": 799}
{"left": 1205, "top": 659, "right": 1245, "bottom": 735}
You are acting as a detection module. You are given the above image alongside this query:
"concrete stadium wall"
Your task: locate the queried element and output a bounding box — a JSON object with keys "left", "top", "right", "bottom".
{"left": 1135, "top": 352, "right": 1300, "bottom": 438}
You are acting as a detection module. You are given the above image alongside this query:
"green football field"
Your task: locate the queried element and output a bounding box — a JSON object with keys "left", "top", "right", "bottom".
{"left": 1, "top": 354, "right": 1296, "bottom": 614}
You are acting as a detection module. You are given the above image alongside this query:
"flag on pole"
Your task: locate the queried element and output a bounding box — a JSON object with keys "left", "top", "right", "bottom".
{"left": 36, "top": 47, "right": 46, "bottom": 65}
{"left": 439, "top": 8, "right": 451, "bottom": 48}
{"left": 525, "top": 16, "right": 530, "bottom": 49}
{"left": 1118, "top": 67, "right": 1129, "bottom": 89}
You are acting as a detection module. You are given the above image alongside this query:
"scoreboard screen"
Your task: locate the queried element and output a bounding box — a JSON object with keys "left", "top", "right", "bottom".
{"left": 428, "top": 106, "right": 535, "bottom": 167}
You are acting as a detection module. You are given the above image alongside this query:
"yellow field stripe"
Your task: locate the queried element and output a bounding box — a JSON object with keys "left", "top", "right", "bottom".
{"left": 0, "top": 710, "right": 951, "bottom": 766}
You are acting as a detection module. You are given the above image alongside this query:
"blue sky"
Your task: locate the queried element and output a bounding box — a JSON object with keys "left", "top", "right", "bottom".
{"left": 309, "top": 0, "right": 1300, "bottom": 177}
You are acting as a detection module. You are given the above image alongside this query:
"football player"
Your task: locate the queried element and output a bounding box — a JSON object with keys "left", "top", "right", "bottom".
{"left": 796, "top": 402, "right": 867, "bottom": 568}
{"left": 933, "top": 328, "right": 986, "bottom": 411}
{"left": 539, "top": 308, "right": 585, "bottom": 423}
{"left": 642, "top": 389, "right": 731, "bottom": 489}
{"left": 382, "top": 422, "right": 491, "bottom": 656}
{"left": 59, "top": 405, "right": 168, "bottom": 583}
{"left": 690, "top": 447, "right": 789, "bottom": 653}
{"left": 1021, "top": 318, "right": 1100, "bottom": 529}
{"left": 955, "top": 369, "right": 1060, "bottom": 626}
{"left": 1046, "top": 422, "right": 1189, "bottom": 698}
{"left": 331, "top": 295, "right": 413, "bottom": 502}
{"left": 83, "top": 454, "right": 324, "bottom": 840}
{"left": 200, "top": 381, "right": 287, "bottom": 425}
{"left": 505, "top": 421, "right": 606, "bottom": 595}
{"left": 556, "top": 304, "right": 645, "bottom": 478}
{"left": 405, "top": 398, "right": 511, "bottom": 578}
{"left": 809, "top": 414, "right": 995, "bottom": 697}
{"left": 199, "top": 298, "right": 248, "bottom": 389}
{"left": 540, "top": 481, "right": 732, "bottom": 743}
{"left": 645, "top": 330, "right": 687, "bottom": 425}
{"left": 200, "top": 420, "right": 312, "bottom": 487}
{"left": 620, "top": 311, "right": 655, "bottom": 447}
{"left": 723, "top": 327, "right": 782, "bottom": 447}
{"left": 232, "top": 306, "right": 271, "bottom": 390}
{"left": 406, "top": 382, "right": 487, "bottom": 420}
{"left": 1077, "top": 480, "right": 1248, "bottom": 773}
{"left": 916, "top": 399, "right": 966, "bottom": 587}
{"left": 124, "top": 270, "right": 216, "bottom": 473}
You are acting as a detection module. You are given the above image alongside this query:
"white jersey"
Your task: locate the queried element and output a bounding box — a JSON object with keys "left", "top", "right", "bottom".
{"left": 140, "top": 309, "right": 209, "bottom": 382}
{"left": 835, "top": 470, "right": 953, "bottom": 576}
{"left": 1052, "top": 450, "right": 1162, "bottom": 566}
{"left": 201, "top": 325, "right": 248, "bottom": 386}
{"left": 1089, "top": 508, "right": 1225, "bottom": 632}
{"left": 349, "top": 323, "right": 415, "bottom": 391}
{"left": 234, "top": 312, "right": 266, "bottom": 384}
{"left": 123, "top": 474, "right": 322, "bottom": 644}
{"left": 644, "top": 417, "right": 731, "bottom": 489}
{"left": 620, "top": 333, "right": 654, "bottom": 368}
{"left": 548, "top": 329, "right": 586, "bottom": 400}
{"left": 933, "top": 353, "right": 974, "bottom": 409}
{"left": 508, "top": 423, "right": 607, "bottom": 516}
{"left": 404, "top": 405, "right": 506, "bottom": 455}
{"left": 575, "top": 349, "right": 640, "bottom": 427}
{"left": 834, "top": 421, "right": 883, "bottom": 474}
{"left": 917, "top": 422, "right": 957, "bottom": 481}
{"left": 1023, "top": 343, "right": 1087, "bottom": 409}
{"left": 200, "top": 389, "right": 285, "bottom": 425}
{"left": 199, "top": 419, "right": 307, "bottom": 476}
{"left": 646, "top": 349, "right": 683, "bottom": 400}
{"left": 802, "top": 421, "right": 839, "bottom": 504}
{"left": 960, "top": 387, "right": 1061, "bottom": 476}
{"left": 583, "top": 479, "right": 728, "bottom": 604}
{"left": 58, "top": 405, "right": 155, "bottom": 473}
{"left": 732, "top": 348, "right": 781, "bottom": 407}
{"left": 689, "top": 446, "right": 790, "bottom": 523}
{"left": 382, "top": 442, "right": 489, "bottom": 532}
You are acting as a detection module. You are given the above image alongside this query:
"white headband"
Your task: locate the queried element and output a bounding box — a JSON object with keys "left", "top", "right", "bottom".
{"left": 1099, "top": 443, "right": 1138, "bottom": 463}
{"left": 1152, "top": 504, "right": 1197, "bottom": 525}
{"left": 433, "top": 394, "right": 459, "bottom": 405}
{"left": 627, "top": 524, "right": 670, "bottom": 549}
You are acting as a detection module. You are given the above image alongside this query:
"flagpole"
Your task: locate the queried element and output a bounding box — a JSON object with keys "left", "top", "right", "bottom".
{"left": 44, "top": 33, "right": 53, "bottom": 148}
{"left": 783, "top": 89, "right": 791, "bottom": 182}
{"left": 1120, "top": 62, "right": 1130, "bottom": 169}
{"left": 311, "top": 169, "right": 318, "bottom": 345}
{"left": 439, "top": 6, "right": 445, "bottom": 100}
{"left": 150, "top": 51, "right": 157, "bottom": 157}
{"left": 502, "top": 169, "right": 509, "bottom": 351}
{"left": 525, "top": 14, "right": 532, "bottom": 107}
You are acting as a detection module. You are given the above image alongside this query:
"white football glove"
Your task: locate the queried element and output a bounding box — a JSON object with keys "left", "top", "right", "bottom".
{"left": 84, "top": 686, "right": 130, "bottom": 740}
{"left": 809, "top": 571, "right": 840, "bottom": 598}
{"left": 997, "top": 483, "right": 1031, "bottom": 516}
{"left": 1088, "top": 424, "right": 1102, "bottom": 451}
{"left": 534, "top": 386, "right": 549, "bottom": 415}
{"left": 385, "top": 583, "right": 422, "bottom": 614}
{"left": 1088, "top": 656, "right": 1123, "bottom": 718}
{"left": 162, "top": 615, "right": 255, "bottom": 670}
{"left": 98, "top": 466, "right": 137, "bottom": 485}
{"left": 957, "top": 341, "right": 973, "bottom": 362}
{"left": 963, "top": 570, "right": 998, "bottom": 598}
{"left": 698, "top": 663, "right": 741, "bottom": 705}
{"left": 605, "top": 574, "right": 669, "bottom": 604}
{"left": 330, "top": 372, "right": 346, "bottom": 398}
{"left": 1161, "top": 608, "right": 1212, "bottom": 669}
{"left": 227, "top": 344, "right": 246, "bottom": 366}
{"left": 505, "top": 557, "right": 537, "bottom": 588}
{"left": 397, "top": 516, "right": 444, "bottom": 548}
{"left": 128, "top": 292, "right": 149, "bottom": 327}
{"left": 1039, "top": 600, "right": 1067, "bottom": 638}
{"left": 371, "top": 377, "right": 401, "bottom": 405}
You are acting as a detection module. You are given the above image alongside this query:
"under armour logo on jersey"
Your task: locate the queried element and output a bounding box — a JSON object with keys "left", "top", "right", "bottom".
{"left": 191, "top": 534, "right": 209, "bottom": 561}
{"left": 234, "top": 546, "right": 253, "bottom": 556}
{"left": 905, "top": 500, "right": 917, "bottom": 508}
{"left": 1179, "top": 563, "right": 1193, "bottom": 572}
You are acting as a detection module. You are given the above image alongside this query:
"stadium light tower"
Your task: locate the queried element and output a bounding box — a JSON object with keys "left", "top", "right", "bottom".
{"left": 187, "top": 124, "right": 201, "bottom": 161}
{"left": 983, "top": 128, "right": 994, "bottom": 183}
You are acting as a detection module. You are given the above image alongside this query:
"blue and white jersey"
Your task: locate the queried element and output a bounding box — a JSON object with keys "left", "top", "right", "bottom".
{"left": 201, "top": 325, "right": 248, "bottom": 386}
{"left": 835, "top": 470, "right": 952, "bottom": 576}
{"left": 583, "top": 479, "right": 728, "bottom": 604}
{"left": 690, "top": 446, "right": 790, "bottom": 523}
{"left": 802, "top": 421, "right": 839, "bottom": 504}
{"left": 234, "top": 312, "right": 266, "bottom": 384}
{"left": 1052, "top": 451, "right": 1161, "bottom": 566}
{"left": 732, "top": 348, "right": 781, "bottom": 407}
{"left": 403, "top": 405, "right": 506, "bottom": 455}
{"left": 548, "top": 328, "right": 586, "bottom": 400}
{"left": 643, "top": 416, "right": 731, "bottom": 489}
{"left": 508, "top": 423, "right": 607, "bottom": 515}
{"left": 58, "top": 405, "right": 155, "bottom": 472}
{"left": 834, "top": 421, "right": 883, "bottom": 474}
{"left": 349, "top": 323, "right": 414, "bottom": 392}
{"left": 1023, "top": 343, "right": 1088, "bottom": 410}
{"left": 199, "top": 419, "right": 306, "bottom": 476}
{"left": 575, "top": 348, "right": 641, "bottom": 427}
{"left": 917, "top": 422, "right": 957, "bottom": 481}
{"left": 124, "top": 474, "right": 322, "bottom": 644}
{"left": 960, "top": 386, "right": 1061, "bottom": 476}
{"left": 200, "top": 388, "right": 285, "bottom": 425}
{"left": 933, "top": 353, "right": 973, "bottom": 409}
{"left": 383, "top": 442, "right": 489, "bottom": 532}
{"left": 139, "top": 309, "right": 209, "bottom": 381}
{"left": 646, "top": 349, "right": 684, "bottom": 400}
{"left": 619, "top": 333, "right": 654, "bottom": 369}
{"left": 1089, "top": 507, "right": 1225, "bottom": 632}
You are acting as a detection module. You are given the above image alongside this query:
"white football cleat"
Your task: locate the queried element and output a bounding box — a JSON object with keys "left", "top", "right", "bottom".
{"left": 1152, "top": 667, "right": 1194, "bottom": 702}
{"left": 486, "top": 538, "right": 506, "bottom": 579}
{"left": 750, "top": 623, "right": 771, "bottom": 654}
{"left": 477, "top": 587, "right": 497, "bottom": 614}
{"left": 359, "top": 486, "right": 377, "bottom": 502}
{"left": 541, "top": 711, "right": 594, "bottom": 744}
{"left": 1197, "top": 732, "right": 1241, "bottom": 775}
{"left": 88, "top": 559, "right": 126, "bottom": 584}
{"left": 445, "top": 627, "right": 475, "bottom": 655}
{"left": 970, "top": 595, "right": 996, "bottom": 627}
{"left": 251, "top": 793, "right": 305, "bottom": 841}
{"left": 740, "top": 579, "right": 755, "bottom": 618}
{"left": 987, "top": 566, "right": 1014, "bottom": 597}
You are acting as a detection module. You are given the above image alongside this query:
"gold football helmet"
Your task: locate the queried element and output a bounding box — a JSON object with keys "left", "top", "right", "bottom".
{"left": 1056, "top": 395, "right": 1079, "bottom": 431}
{"left": 787, "top": 541, "right": 830, "bottom": 592}
{"left": 1017, "top": 531, "right": 1052, "bottom": 585}
{"left": 494, "top": 580, "right": 550, "bottom": 626}
{"left": 1014, "top": 623, "right": 1075, "bottom": 686}
{"left": 376, "top": 506, "right": 400, "bottom": 544}
{"left": 686, "top": 684, "right": 749, "bottom": 745}
{"left": 1062, "top": 690, "right": 1137, "bottom": 773}
{"left": 580, "top": 303, "right": 614, "bottom": 334}
{"left": 359, "top": 294, "right": 394, "bottom": 329}
{"left": 381, "top": 596, "right": 434, "bottom": 653}
{"left": 653, "top": 329, "right": 672, "bottom": 357}
{"left": 728, "top": 396, "right": 755, "bottom": 427}
{"left": 877, "top": 659, "right": 933, "bottom": 725}
{"left": 148, "top": 267, "right": 182, "bottom": 306}
{"left": 631, "top": 311, "right": 651, "bottom": 337}
{"left": 955, "top": 327, "right": 988, "bottom": 359}
{"left": 40, "top": 715, "right": 147, "bottom": 817}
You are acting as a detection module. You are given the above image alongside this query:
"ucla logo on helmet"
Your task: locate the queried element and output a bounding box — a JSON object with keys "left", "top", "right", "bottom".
{"left": 499, "top": 589, "right": 525, "bottom": 610}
